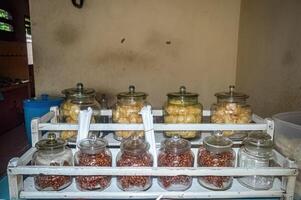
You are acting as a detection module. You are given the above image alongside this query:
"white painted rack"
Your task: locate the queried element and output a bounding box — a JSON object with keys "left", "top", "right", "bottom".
{"left": 7, "top": 107, "right": 298, "bottom": 199}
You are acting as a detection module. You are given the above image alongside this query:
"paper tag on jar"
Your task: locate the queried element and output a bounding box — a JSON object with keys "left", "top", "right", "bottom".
{"left": 77, "top": 107, "right": 93, "bottom": 148}
{"left": 140, "top": 105, "right": 157, "bottom": 167}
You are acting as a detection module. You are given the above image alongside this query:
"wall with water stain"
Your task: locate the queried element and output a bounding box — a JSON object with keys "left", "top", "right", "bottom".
{"left": 29, "top": 0, "right": 241, "bottom": 108}
{"left": 236, "top": 0, "right": 301, "bottom": 117}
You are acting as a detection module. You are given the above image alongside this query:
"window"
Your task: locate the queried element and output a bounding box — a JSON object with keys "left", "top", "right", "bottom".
{"left": 0, "top": 21, "right": 13, "bottom": 32}
{"left": 0, "top": 7, "right": 15, "bottom": 40}
{"left": 25, "top": 16, "right": 31, "bottom": 36}
{"left": 0, "top": 8, "right": 12, "bottom": 20}
{"left": 0, "top": 8, "right": 13, "bottom": 32}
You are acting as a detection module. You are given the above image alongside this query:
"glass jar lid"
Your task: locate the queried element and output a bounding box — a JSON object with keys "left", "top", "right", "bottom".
{"left": 161, "top": 136, "right": 191, "bottom": 154}
{"left": 243, "top": 131, "right": 273, "bottom": 158}
{"left": 35, "top": 133, "right": 66, "bottom": 151}
{"left": 117, "top": 85, "right": 147, "bottom": 100}
{"left": 203, "top": 132, "right": 233, "bottom": 153}
{"left": 215, "top": 85, "right": 249, "bottom": 103}
{"left": 121, "top": 137, "right": 150, "bottom": 155}
{"left": 78, "top": 137, "right": 108, "bottom": 154}
{"left": 167, "top": 86, "right": 198, "bottom": 98}
{"left": 62, "top": 83, "right": 96, "bottom": 98}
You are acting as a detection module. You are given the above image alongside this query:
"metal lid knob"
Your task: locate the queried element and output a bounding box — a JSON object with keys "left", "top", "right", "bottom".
{"left": 129, "top": 85, "right": 135, "bottom": 94}
{"left": 179, "top": 86, "right": 186, "bottom": 94}
{"left": 47, "top": 132, "right": 56, "bottom": 144}
{"left": 229, "top": 85, "right": 235, "bottom": 95}
{"left": 76, "top": 83, "right": 84, "bottom": 91}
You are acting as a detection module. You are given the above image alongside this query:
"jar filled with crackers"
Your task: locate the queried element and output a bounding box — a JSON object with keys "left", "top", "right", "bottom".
{"left": 60, "top": 83, "right": 101, "bottom": 142}
{"left": 211, "top": 85, "right": 252, "bottom": 140}
{"left": 163, "top": 86, "right": 202, "bottom": 139}
{"left": 112, "top": 85, "right": 148, "bottom": 141}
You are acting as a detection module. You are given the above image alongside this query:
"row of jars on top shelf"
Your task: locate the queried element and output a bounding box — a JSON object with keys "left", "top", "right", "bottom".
{"left": 32, "top": 131, "right": 274, "bottom": 192}
{"left": 59, "top": 83, "right": 252, "bottom": 142}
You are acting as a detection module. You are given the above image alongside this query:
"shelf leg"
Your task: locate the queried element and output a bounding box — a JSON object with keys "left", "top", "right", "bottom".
{"left": 7, "top": 158, "right": 23, "bottom": 200}
{"left": 31, "top": 117, "right": 41, "bottom": 147}
{"left": 265, "top": 118, "right": 275, "bottom": 139}
{"left": 50, "top": 106, "right": 59, "bottom": 123}
{"left": 284, "top": 175, "right": 297, "bottom": 200}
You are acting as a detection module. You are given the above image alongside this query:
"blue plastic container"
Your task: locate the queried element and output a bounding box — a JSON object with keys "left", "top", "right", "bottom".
{"left": 23, "top": 94, "right": 63, "bottom": 145}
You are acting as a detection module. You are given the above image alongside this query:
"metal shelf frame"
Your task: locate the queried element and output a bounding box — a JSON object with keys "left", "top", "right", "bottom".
{"left": 7, "top": 107, "right": 298, "bottom": 199}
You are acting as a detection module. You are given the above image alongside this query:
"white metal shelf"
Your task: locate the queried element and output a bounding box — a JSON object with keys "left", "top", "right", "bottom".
{"left": 7, "top": 107, "right": 297, "bottom": 199}
{"left": 9, "top": 148, "right": 297, "bottom": 176}
{"left": 21, "top": 177, "right": 285, "bottom": 199}
{"left": 33, "top": 108, "right": 274, "bottom": 147}
{"left": 8, "top": 147, "right": 297, "bottom": 199}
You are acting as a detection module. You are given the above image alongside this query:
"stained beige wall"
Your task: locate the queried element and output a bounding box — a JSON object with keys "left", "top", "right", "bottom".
{"left": 30, "top": 0, "right": 241, "bottom": 108}
{"left": 236, "top": 0, "right": 301, "bottom": 117}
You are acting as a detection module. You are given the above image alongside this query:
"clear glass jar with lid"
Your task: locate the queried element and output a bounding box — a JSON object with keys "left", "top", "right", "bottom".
{"left": 116, "top": 137, "right": 153, "bottom": 191}
{"left": 158, "top": 136, "right": 194, "bottom": 191}
{"left": 163, "top": 86, "right": 203, "bottom": 139}
{"left": 112, "top": 85, "right": 148, "bottom": 141}
{"left": 238, "top": 131, "right": 274, "bottom": 190}
{"left": 211, "top": 85, "right": 252, "bottom": 140}
{"left": 60, "top": 83, "right": 101, "bottom": 142}
{"left": 74, "top": 137, "right": 112, "bottom": 191}
{"left": 32, "top": 133, "right": 73, "bottom": 191}
{"left": 198, "top": 132, "right": 235, "bottom": 190}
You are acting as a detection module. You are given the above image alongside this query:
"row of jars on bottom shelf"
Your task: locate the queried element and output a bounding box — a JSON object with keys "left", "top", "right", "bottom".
{"left": 34, "top": 175, "right": 274, "bottom": 192}
{"left": 32, "top": 131, "right": 274, "bottom": 192}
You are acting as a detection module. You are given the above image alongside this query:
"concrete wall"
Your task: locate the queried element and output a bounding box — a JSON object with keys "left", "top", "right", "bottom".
{"left": 29, "top": 0, "right": 241, "bottom": 108}
{"left": 236, "top": 0, "right": 301, "bottom": 117}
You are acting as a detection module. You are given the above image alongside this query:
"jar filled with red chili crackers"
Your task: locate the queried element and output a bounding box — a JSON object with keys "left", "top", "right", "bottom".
{"left": 116, "top": 137, "right": 153, "bottom": 191}
{"left": 32, "top": 133, "right": 73, "bottom": 191}
{"left": 158, "top": 136, "right": 194, "bottom": 191}
{"left": 198, "top": 132, "right": 235, "bottom": 190}
{"left": 74, "top": 137, "right": 112, "bottom": 191}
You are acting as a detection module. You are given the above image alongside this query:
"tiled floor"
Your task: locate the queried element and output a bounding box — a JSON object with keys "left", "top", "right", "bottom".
{"left": 0, "top": 124, "right": 30, "bottom": 176}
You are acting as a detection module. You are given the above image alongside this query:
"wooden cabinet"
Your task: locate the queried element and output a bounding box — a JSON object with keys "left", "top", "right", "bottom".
{"left": 0, "top": 83, "right": 29, "bottom": 135}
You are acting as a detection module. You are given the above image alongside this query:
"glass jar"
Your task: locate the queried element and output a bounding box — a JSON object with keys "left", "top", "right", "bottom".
{"left": 32, "top": 133, "right": 73, "bottom": 191}
{"left": 116, "top": 137, "right": 153, "bottom": 191}
{"left": 60, "top": 83, "right": 101, "bottom": 142}
{"left": 158, "top": 136, "right": 194, "bottom": 191}
{"left": 100, "top": 94, "right": 110, "bottom": 134}
{"left": 112, "top": 85, "right": 148, "bottom": 141}
{"left": 74, "top": 137, "right": 112, "bottom": 191}
{"left": 211, "top": 85, "right": 252, "bottom": 140}
{"left": 163, "top": 86, "right": 202, "bottom": 139}
{"left": 198, "top": 132, "right": 235, "bottom": 190}
{"left": 238, "top": 131, "right": 274, "bottom": 190}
